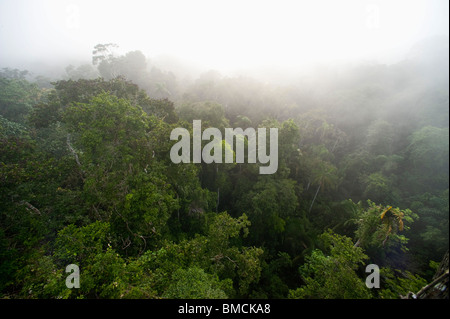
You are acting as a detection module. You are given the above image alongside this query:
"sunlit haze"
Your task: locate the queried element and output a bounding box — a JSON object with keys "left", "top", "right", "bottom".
{"left": 0, "top": 0, "right": 449, "bottom": 75}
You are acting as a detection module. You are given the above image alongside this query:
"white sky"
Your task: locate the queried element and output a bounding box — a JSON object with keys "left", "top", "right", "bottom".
{"left": 0, "top": 0, "right": 448, "bottom": 73}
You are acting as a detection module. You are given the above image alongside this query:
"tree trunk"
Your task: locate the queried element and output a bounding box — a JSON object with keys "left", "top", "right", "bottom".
{"left": 403, "top": 250, "right": 449, "bottom": 299}
{"left": 418, "top": 250, "right": 449, "bottom": 299}
{"left": 309, "top": 183, "right": 321, "bottom": 213}
{"left": 216, "top": 187, "right": 220, "bottom": 214}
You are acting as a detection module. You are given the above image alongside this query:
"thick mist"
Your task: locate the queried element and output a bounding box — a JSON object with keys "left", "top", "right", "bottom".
{"left": 1, "top": 0, "right": 448, "bottom": 78}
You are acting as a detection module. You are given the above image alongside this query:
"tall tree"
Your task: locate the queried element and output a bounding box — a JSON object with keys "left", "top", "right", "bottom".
{"left": 289, "top": 230, "right": 372, "bottom": 299}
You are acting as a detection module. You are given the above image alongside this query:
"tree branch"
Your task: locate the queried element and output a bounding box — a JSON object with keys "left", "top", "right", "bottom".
{"left": 416, "top": 269, "right": 449, "bottom": 299}
{"left": 19, "top": 201, "right": 42, "bottom": 215}
{"left": 402, "top": 269, "right": 449, "bottom": 299}
{"left": 67, "top": 134, "right": 82, "bottom": 168}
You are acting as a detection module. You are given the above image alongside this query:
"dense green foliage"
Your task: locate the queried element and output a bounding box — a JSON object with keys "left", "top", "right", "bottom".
{"left": 0, "top": 41, "right": 448, "bottom": 299}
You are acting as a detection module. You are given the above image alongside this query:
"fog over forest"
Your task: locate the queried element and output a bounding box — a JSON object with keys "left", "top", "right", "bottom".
{"left": 1, "top": 0, "right": 448, "bottom": 77}
{"left": 0, "top": 0, "right": 448, "bottom": 302}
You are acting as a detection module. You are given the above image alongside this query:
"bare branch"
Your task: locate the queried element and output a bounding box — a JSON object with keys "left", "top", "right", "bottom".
{"left": 67, "top": 134, "right": 82, "bottom": 168}
{"left": 416, "top": 269, "right": 449, "bottom": 299}
{"left": 19, "top": 201, "right": 42, "bottom": 215}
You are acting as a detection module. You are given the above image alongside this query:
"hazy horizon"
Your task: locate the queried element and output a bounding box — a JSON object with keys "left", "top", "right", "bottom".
{"left": 0, "top": 0, "right": 449, "bottom": 79}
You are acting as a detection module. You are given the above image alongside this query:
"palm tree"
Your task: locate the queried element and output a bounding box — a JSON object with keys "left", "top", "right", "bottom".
{"left": 379, "top": 205, "right": 404, "bottom": 246}
{"left": 353, "top": 203, "right": 409, "bottom": 248}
